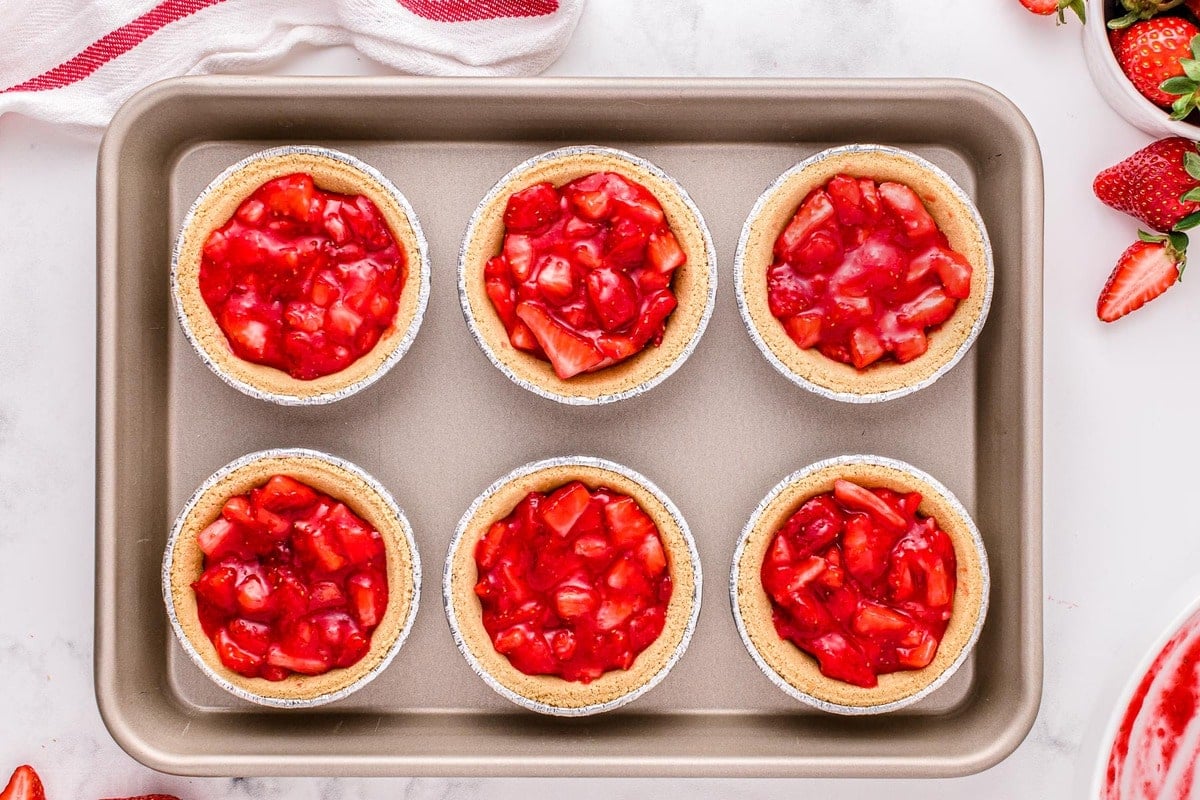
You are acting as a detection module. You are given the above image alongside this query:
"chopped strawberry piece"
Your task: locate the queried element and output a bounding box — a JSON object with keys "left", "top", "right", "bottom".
{"left": 603, "top": 496, "right": 657, "bottom": 548}
{"left": 646, "top": 229, "right": 686, "bottom": 273}
{"left": 503, "top": 182, "right": 562, "bottom": 235}
{"left": 878, "top": 182, "right": 937, "bottom": 241}
{"left": 900, "top": 286, "right": 957, "bottom": 328}
{"left": 198, "top": 517, "right": 240, "bottom": 559}
{"left": 535, "top": 255, "right": 576, "bottom": 302}
{"left": 514, "top": 302, "right": 605, "bottom": 379}
{"left": 540, "top": 481, "right": 592, "bottom": 536}
{"left": 585, "top": 266, "right": 640, "bottom": 331}
{"left": 776, "top": 190, "right": 836, "bottom": 262}
{"left": 347, "top": 570, "right": 387, "bottom": 628}
{"left": 834, "top": 480, "right": 908, "bottom": 531}
{"left": 215, "top": 627, "right": 265, "bottom": 676}
{"left": 848, "top": 326, "right": 886, "bottom": 369}
{"left": 783, "top": 312, "right": 822, "bottom": 349}
{"left": 266, "top": 643, "right": 331, "bottom": 675}
{"left": 554, "top": 584, "right": 599, "bottom": 618}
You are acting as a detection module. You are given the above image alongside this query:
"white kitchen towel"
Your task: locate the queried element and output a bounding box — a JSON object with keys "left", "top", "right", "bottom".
{"left": 0, "top": 0, "right": 584, "bottom": 130}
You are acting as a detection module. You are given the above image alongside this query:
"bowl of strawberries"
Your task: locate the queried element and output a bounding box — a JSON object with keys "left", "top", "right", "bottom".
{"left": 1084, "top": 0, "right": 1200, "bottom": 136}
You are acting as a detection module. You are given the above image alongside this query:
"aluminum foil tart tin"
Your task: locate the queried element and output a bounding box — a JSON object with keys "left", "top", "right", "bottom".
{"left": 443, "top": 455, "right": 703, "bottom": 716}
{"left": 729, "top": 454, "right": 991, "bottom": 715}
{"left": 733, "top": 144, "right": 995, "bottom": 404}
{"left": 170, "top": 145, "right": 431, "bottom": 406}
{"left": 457, "top": 145, "right": 718, "bottom": 405}
{"left": 162, "top": 447, "right": 422, "bottom": 708}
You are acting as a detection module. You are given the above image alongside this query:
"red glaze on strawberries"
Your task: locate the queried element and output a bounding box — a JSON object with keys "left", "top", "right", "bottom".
{"left": 473, "top": 482, "right": 673, "bottom": 683}
{"left": 191, "top": 475, "right": 389, "bottom": 680}
{"left": 766, "top": 174, "right": 973, "bottom": 369}
{"left": 761, "top": 479, "right": 957, "bottom": 688}
{"left": 199, "top": 173, "right": 407, "bottom": 380}
{"left": 483, "top": 173, "right": 686, "bottom": 379}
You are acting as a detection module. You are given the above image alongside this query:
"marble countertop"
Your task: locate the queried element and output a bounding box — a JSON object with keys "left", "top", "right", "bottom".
{"left": 0, "top": 0, "right": 1189, "bottom": 796}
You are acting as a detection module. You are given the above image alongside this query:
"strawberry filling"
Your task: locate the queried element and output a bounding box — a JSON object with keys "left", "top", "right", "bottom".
{"left": 198, "top": 173, "right": 407, "bottom": 380}
{"left": 482, "top": 172, "right": 686, "bottom": 379}
{"left": 761, "top": 479, "right": 957, "bottom": 688}
{"left": 473, "top": 482, "right": 674, "bottom": 683}
{"left": 766, "top": 174, "right": 973, "bottom": 369}
{"left": 190, "top": 475, "right": 389, "bottom": 681}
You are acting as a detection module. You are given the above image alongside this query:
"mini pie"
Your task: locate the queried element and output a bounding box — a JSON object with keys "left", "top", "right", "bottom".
{"left": 172, "top": 146, "right": 429, "bottom": 405}
{"left": 164, "top": 448, "right": 420, "bottom": 707}
{"left": 736, "top": 145, "right": 993, "bottom": 403}
{"left": 732, "top": 455, "right": 988, "bottom": 714}
{"left": 458, "top": 146, "right": 716, "bottom": 405}
{"left": 444, "top": 457, "right": 701, "bottom": 715}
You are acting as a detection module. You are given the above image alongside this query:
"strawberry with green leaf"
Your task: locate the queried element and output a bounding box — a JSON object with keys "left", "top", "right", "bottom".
{"left": 1094, "top": 137, "right": 1200, "bottom": 232}
{"left": 1113, "top": 17, "right": 1200, "bottom": 111}
{"left": 1097, "top": 231, "right": 1188, "bottom": 322}
{"left": 1109, "top": 0, "right": 1187, "bottom": 29}
{"left": 1019, "top": 0, "right": 1085, "bottom": 24}
{"left": 1160, "top": 34, "right": 1200, "bottom": 119}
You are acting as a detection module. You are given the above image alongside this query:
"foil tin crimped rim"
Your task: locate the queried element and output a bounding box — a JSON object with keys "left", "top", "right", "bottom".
{"left": 443, "top": 455, "right": 703, "bottom": 716}
{"left": 728, "top": 454, "right": 991, "bottom": 716}
{"left": 456, "top": 145, "right": 718, "bottom": 406}
{"left": 733, "top": 144, "right": 995, "bottom": 404}
{"left": 170, "top": 145, "right": 432, "bottom": 406}
{"left": 161, "top": 447, "right": 422, "bottom": 709}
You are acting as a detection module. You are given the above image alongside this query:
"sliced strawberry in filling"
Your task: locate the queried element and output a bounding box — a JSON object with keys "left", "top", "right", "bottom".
{"left": 190, "top": 475, "right": 388, "bottom": 680}
{"left": 472, "top": 482, "right": 674, "bottom": 683}
{"left": 765, "top": 173, "right": 973, "bottom": 370}
{"left": 483, "top": 172, "right": 687, "bottom": 377}
{"left": 198, "top": 173, "right": 407, "bottom": 381}
{"left": 760, "top": 479, "right": 957, "bottom": 688}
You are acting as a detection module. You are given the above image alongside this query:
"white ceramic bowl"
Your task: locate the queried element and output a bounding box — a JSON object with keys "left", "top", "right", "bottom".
{"left": 1083, "top": 0, "right": 1200, "bottom": 138}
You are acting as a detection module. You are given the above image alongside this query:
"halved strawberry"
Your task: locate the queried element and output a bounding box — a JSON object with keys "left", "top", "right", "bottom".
{"left": 833, "top": 479, "right": 908, "bottom": 532}
{"left": 503, "top": 183, "right": 561, "bottom": 235}
{"left": 878, "top": 182, "right": 937, "bottom": 241}
{"left": 540, "top": 481, "right": 592, "bottom": 536}
{"left": 514, "top": 301, "right": 605, "bottom": 379}
{"left": 1, "top": 766, "right": 45, "bottom": 800}
{"left": 1097, "top": 231, "right": 1187, "bottom": 322}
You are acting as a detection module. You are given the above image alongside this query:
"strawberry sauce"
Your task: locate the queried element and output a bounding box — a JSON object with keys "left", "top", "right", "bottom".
{"left": 473, "top": 482, "right": 674, "bottom": 683}
{"left": 199, "top": 173, "right": 407, "bottom": 380}
{"left": 1103, "top": 609, "right": 1200, "bottom": 799}
{"left": 191, "top": 475, "right": 389, "bottom": 681}
{"left": 483, "top": 172, "right": 685, "bottom": 380}
{"left": 761, "top": 480, "right": 957, "bottom": 688}
{"left": 766, "top": 174, "right": 973, "bottom": 369}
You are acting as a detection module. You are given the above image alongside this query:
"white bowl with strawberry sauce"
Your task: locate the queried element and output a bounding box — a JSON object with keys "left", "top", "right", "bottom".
{"left": 730, "top": 454, "right": 989, "bottom": 715}
{"left": 162, "top": 448, "right": 421, "bottom": 708}
{"left": 1083, "top": 0, "right": 1200, "bottom": 138}
{"left": 443, "top": 456, "right": 702, "bottom": 716}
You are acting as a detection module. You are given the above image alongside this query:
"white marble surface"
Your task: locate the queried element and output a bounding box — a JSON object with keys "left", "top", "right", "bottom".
{"left": 0, "top": 0, "right": 1192, "bottom": 796}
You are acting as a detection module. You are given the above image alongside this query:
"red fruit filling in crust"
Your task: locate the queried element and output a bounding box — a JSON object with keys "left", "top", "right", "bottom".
{"left": 473, "top": 482, "right": 674, "bottom": 683}
{"left": 483, "top": 173, "right": 686, "bottom": 379}
{"left": 190, "top": 475, "right": 389, "bottom": 680}
{"left": 198, "top": 173, "right": 407, "bottom": 380}
{"left": 766, "top": 174, "right": 973, "bottom": 369}
{"left": 761, "top": 479, "right": 957, "bottom": 688}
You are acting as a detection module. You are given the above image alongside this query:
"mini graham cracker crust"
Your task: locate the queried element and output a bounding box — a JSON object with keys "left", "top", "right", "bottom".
{"left": 444, "top": 457, "right": 702, "bottom": 715}
{"left": 172, "top": 146, "right": 429, "bottom": 405}
{"left": 732, "top": 456, "right": 989, "bottom": 714}
{"left": 458, "top": 146, "right": 716, "bottom": 405}
{"left": 164, "top": 448, "right": 420, "bottom": 707}
{"left": 736, "top": 145, "right": 993, "bottom": 403}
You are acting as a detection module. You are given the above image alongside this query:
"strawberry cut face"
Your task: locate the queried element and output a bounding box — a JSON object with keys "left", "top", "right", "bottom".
{"left": 189, "top": 475, "right": 388, "bottom": 681}
{"left": 766, "top": 174, "right": 972, "bottom": 370}
{"left": 483, "top": 172, "right": 686, "bottom": 378}
{"left": 761, "top": 479, "right": 957, "bottom": 688}
{"left": 198, "top": 173, "right": 407, "bottom": 381}
{"left": 472, "top": 482, "right": 674, "bottom": 684}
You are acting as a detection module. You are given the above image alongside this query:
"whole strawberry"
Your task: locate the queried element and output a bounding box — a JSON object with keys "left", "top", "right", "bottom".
{"left": 1114, "top": 17, "right": 1200, "bottom": 111}
{"left": 1019, "top": 0, "right": 1085, "bottom": 23}
{"left": 1098, "top": 231, "right": 1187, "bottom": 322}
{"left": 1094, "top": 137, "right": 1200, "bottom": 231}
